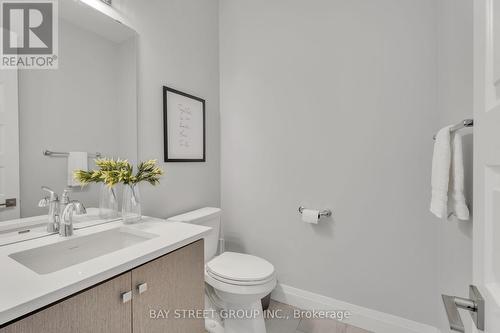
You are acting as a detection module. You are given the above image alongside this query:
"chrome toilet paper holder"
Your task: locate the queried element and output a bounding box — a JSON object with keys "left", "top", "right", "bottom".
{"left": 298, "top": 206, "right": 332, "bottom": 218}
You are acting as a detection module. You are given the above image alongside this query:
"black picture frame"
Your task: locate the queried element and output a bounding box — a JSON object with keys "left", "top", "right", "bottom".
{"left": 163, "top": 86, "right": 206, "bottom": 162}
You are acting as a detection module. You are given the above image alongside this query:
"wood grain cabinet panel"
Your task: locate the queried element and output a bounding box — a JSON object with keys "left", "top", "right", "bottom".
{"left": 0, "top": 272, "right": 132, "bottom": 333}
{"left": 132, "top": 239, "right": 205, "bottom": 333}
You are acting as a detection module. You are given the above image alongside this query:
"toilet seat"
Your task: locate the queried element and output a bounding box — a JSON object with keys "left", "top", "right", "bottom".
{"left": 206, "top": 269, "right": 276, "bottom": 286}
{"left": 205, "top": 269, "right": 277, "bottom": 297}
{"left": 205, "top": 252, "right": 277, "bottom": 296}
{"left": 206, "top": 252, "right": 275, "bottom": 285}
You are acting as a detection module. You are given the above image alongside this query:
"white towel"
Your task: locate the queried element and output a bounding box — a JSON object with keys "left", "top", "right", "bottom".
{"left": 430, "top": 126, "right": 452, "bottom": 219}
{"left": 430, "top": 126, "right": 470, "bottom": 220}
{"left": 67, "top": 152, "right": 88, "bottom": 187}
{"left": 449, "top": 132, "right": 470, "bottom": 220}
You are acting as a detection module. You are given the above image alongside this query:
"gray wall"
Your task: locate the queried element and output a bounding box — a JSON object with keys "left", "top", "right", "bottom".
{"left": 437, "top": 0, "right": 474, "bottom": 332}
{"left": 19, "top": 20, "right": 136, "bottom": 217}
{"left": 115, "top": 0, "right": 220, "bottom": 218}
{"left": 220, "top": 0, "right": 439, "bottom": 326}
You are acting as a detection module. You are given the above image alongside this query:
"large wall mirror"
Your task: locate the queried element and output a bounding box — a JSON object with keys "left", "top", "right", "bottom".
{"left": 0, "top": 0, "right": 138, "bottom": 220}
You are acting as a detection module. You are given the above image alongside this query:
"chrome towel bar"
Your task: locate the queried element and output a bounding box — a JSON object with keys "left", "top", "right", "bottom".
{"left": 433, "top": 119, "right": 473, "bottom": 140}
{"left": 43, "top": 150, "right": 102, "bottom": 158}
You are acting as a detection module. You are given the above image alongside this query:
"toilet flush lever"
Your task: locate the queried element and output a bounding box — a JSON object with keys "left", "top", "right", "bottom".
{"left": 0, "top": 198, "right": 16, "bottom": 208}
{"left": 442, "top": 285, "right": 484, "bottom": 332}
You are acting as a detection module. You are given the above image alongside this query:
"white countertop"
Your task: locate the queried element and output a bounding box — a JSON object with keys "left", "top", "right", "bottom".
{"left": 0, "top": 217, "right": 210, "bottom": 326}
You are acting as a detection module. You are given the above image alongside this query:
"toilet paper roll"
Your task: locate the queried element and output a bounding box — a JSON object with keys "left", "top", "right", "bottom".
{"left": 301, "top": 209, "right": 320, "bottom": 224}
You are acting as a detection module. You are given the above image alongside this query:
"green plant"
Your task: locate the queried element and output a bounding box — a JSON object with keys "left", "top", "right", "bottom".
{"left": 134, "top": 160, "right": 164, "bottom": 185}
{"left": 74, "top": 158, "right": 164, "bottom": 187}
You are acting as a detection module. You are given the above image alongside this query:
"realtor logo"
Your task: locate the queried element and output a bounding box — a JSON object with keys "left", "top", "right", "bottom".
{"left": 1, "top": 0, "right": 58, "bottom": 69}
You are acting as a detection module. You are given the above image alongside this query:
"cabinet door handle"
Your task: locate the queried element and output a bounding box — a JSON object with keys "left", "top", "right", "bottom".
{"left": 137, "top": 282, "right": 148, "bottom": 294}
{"left": 121, "top": 291, "right": 132, "bottom": 303}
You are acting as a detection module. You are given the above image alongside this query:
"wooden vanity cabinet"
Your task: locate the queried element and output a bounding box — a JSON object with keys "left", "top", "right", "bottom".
{"left": 132, "top": 238, "right": 205, "bottom": 333}
{"left": 0, "top": 272, "right": 132, "bottom": 333}
{"left": 0, "top": 239, "right": 204, "bottom": 333}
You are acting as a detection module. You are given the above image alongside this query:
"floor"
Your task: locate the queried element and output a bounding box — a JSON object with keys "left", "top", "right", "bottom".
{"left": 265, "top": 300, "right": 372, "bottom": 333}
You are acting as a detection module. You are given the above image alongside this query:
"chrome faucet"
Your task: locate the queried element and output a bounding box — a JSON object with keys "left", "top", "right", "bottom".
{"left": 38, "top": 186, "right": 60, "bottom": 233}
{"left": 59, "top": 187, "right": 73, "bottom": 220}
{"left": 38, "top": 186, "right": 80, "bottom": 234}
{"left": 60, "top": 201, "right": 86, "bottom": 237}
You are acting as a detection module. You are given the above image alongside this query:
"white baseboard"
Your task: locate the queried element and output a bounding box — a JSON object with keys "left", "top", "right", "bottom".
{"left": 271, "top": 283, "right": 441, "bottom": 333}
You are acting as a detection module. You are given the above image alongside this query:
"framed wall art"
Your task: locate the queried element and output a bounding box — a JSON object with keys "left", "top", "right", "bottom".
{"left": 163, "top": 86, "right": 206, "bottom": 162}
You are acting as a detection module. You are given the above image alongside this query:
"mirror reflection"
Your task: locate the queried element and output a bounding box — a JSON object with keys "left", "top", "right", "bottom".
{"left": 0, "top": 0, "right": 137, "bottom": 220}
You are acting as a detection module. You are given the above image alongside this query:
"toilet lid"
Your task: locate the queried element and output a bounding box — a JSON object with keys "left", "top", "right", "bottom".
{"left": 206, "top": 252, "right": 275, "bottom": 283}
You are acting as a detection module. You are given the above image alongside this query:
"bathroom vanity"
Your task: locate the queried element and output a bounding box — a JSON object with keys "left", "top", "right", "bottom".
{"left": 0, "top": 217, "right": 210, "bottom": 333}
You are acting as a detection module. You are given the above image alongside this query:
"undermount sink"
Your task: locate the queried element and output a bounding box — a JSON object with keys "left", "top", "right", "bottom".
{"left": 9, "top": 227, "right": 158, "bottom": 274}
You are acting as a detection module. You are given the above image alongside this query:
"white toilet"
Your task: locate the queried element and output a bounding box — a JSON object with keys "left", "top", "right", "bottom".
{"left": 167, "top": 207, "right": 276, "bottom": 333}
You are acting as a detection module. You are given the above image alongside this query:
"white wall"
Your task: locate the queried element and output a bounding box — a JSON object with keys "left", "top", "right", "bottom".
{"left": 111, "top": 0, "right": 220, "bottom": 218}
{"left": 220, "top": 0, "right": 439, "bottom": 326}
{"left": 437, "top": 0, "right": 474, "bottom": 332}
{"left": 19, "top": 20, "right": 136, "bottom": 217}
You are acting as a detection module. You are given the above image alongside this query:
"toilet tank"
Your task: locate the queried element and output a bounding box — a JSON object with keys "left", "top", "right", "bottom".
{"left": 166, "top": 207, "right": 221, "bottom": 262}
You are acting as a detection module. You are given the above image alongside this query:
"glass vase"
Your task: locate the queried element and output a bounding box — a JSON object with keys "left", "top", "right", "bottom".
{"left": 99, "top": 184, "right": 118, "bottom": 219}
{"left": 122, "top": 183, "right": 141, "bottom": 223}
